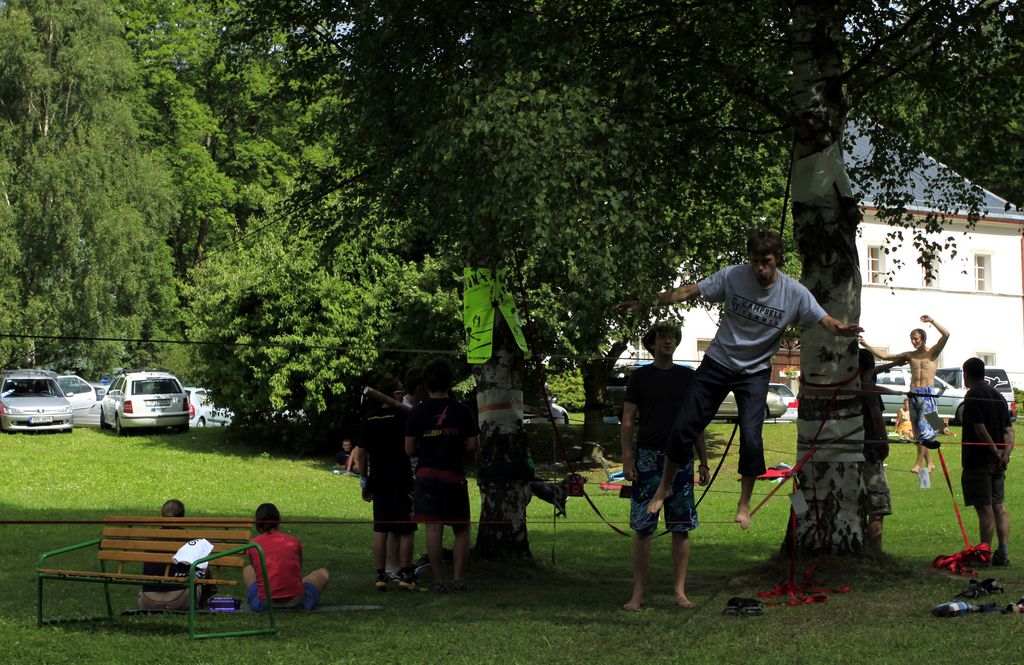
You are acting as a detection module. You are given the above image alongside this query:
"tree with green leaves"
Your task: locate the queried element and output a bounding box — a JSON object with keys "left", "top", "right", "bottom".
{"left": 244, "top": 0, "right": 788, "bottom": 557}
{"left": 244, "top": 0, "right": 1019, "bottom": 558}
{"left": 118, "top": 0, "right": 301, "bottom": 278}
{"left": 0, "top": 0, "right": 180, "bottom": 375}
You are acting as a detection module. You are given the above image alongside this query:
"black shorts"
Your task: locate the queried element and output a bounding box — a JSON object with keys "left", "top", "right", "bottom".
{"left": 413, "top": 476, "right": 470, "bottom": 525}
{"left": 372, "top": 486, "right": 416, "bottom": 534}
{"left": 962, "top": 464, "right": 1005, "bottom": 507}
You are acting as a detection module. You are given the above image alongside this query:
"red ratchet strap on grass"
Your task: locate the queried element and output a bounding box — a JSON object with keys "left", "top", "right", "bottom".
{"left": 928, "top": 448, "right": 988, "bottom": 576}
{"left": 756, "top": 504, "right": 852, "bottom": 606}
{"left": 932, "top": 544, "right": 991, "bottom": 576}
{"left": 755, "top": 369, "right": 860, "bottom": 605}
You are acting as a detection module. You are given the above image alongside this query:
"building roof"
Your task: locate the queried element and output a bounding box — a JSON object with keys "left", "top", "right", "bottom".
{"left": 844, "top": 122, "right": 1024, "bottom": 224}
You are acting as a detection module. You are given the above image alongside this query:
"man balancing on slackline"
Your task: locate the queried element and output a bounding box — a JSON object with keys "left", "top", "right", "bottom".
{"left": 618, "top": 230, "right": 862, "bottom": 529}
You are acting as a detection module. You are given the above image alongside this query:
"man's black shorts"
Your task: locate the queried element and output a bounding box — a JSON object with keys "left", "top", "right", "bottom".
{"left": 962, "top": 464, "right": 1005, "bottom": 507}
{"left": 372, "top": 483, "right": 416, "bottom": 534}
{"left": 413, "top": 475, "right": 470, "bottom": 525}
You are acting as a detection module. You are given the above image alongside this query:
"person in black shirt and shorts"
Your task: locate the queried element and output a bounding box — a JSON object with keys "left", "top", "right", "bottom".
{"left": 405, "top": 358, "right": 479, "bottom": 592}
{"left": 960, "top": 357, "right": 1014, "bottom": 566}
{"left": 360, "top": 377, "right": 418, "bottom": 590}
{"left": 621, "top": 323, "right": 709, "bottom": 610}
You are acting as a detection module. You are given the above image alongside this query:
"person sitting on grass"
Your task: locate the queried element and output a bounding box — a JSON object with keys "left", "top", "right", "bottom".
{"left": 244, "top": 503, "right": 329, "bottom": 611}
{"left": 894, "top": 398, "right": 914, "bottom": 440}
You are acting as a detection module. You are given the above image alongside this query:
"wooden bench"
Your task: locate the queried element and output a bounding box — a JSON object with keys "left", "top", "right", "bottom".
{"left": 37, "top": 516, "right": 277, "bottom": 639}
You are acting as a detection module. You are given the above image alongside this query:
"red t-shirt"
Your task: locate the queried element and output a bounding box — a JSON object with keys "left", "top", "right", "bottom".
{"left": 248, "top": 530, "right": 305, "bottom": 600}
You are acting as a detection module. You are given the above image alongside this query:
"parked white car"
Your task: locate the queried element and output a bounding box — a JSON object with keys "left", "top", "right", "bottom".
{"left": 58, "top": 375, "right": 102, "bottom": 427}
{"left": 99, "top": 370, "right": 190, "bottom": 435}
{"left": 767, "top": 383, "right": 799, "bottom": 422}
{"left": 184, "top": 387, "right": 233, "bottom": 427}
{"left": 524, "top": 399, "right": 570, "bottom": 425}
{"left": 0, "top": 369, "right": 73, "bottom": 433}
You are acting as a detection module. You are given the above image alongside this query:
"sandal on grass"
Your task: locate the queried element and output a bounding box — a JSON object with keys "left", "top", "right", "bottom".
{"left": 956, "top": 578, "right": 1003, "bottom": 600}
{"left": 723, "top": 597, "right": 764, "bottom": 616}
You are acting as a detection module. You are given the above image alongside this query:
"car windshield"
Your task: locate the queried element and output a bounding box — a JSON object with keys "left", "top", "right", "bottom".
{"left": 131, "top": 379, "right": 180, "bottom": 395}
{"left": 2, "top": 378, "right": 61, "bottom": 397}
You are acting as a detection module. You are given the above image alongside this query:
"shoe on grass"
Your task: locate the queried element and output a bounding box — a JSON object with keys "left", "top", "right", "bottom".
{"left": 398, "top": 571, "right": 417, "bottom": 591}
{"left": 993, "top": 553, "right": 1011, "bottom": 567}
{"left": 375, "top": 572, "right": 389, "bottom": 591}
{"left": 450, "top": 579, "right": 469, "bottom": 593}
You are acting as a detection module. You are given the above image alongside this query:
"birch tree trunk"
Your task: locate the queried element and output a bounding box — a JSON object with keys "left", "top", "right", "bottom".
{"left": 788, "top": 1, "right": 867, "bottom": 554}
{"left": 474, "top": 311, "right": 533, "bottom": 558}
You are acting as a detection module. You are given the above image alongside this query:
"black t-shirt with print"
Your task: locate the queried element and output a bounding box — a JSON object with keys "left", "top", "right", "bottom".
{"left": 405, "top": 397, "right": 479, "bottom": 475}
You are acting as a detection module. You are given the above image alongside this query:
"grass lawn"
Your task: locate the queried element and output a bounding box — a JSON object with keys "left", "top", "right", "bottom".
{"left": 2, "top": 423, "right": 1023, "bottom": 664}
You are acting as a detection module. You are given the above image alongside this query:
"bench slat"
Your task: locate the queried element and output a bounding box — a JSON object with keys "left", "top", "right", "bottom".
{"left": 37, "top": 568, "right": 236, "bottom": 585}
{"left": 105, "top": 516, "right": 252, "bottom": 525}
{"left": 101, "top": 527, "right": 251, "bottom": 541}
{"left": 99, "top": 539, "right": 250, "bottom": 554}
{"left": 97, "top": 551, "right": 247, "bottom": 568}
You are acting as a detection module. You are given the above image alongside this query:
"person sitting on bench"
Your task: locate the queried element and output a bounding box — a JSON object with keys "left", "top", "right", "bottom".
{"left": 138, "top": 498, "right": 200, "bottom": 611}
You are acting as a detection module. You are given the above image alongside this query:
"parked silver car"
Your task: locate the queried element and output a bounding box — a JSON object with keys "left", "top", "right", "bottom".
{"left": 875, "top": 367, "right": 967, "bottom": 424}
{"left": 607, "top": 363, "right": 787, "bottom": 422}
{"left": 767, "top": 383, "right": 799, "bottom": 422}
{"left": 57, "top": 374, "right": 102, "bottom": 427}
{"left": 715, "top": 388, "right": 788, "bottom": 422}
{"left": 0, "top": 369, "right": 73, "bottom": 433}
{"left": 184, "top": 387, "right": 233, "bottom": 427}
{"left": 99, "top": 370, "right": 189, "bottom": 435}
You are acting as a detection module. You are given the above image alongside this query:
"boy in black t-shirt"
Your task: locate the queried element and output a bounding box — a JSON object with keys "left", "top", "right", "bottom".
{"left": 621, "top": 323, "right": 708, "bottom": 610}
{"left": 359, "top": 377, "right": 417, "bottom": 590}
{"left": 960, "top": 357, "right": 1014, "bottom": 565}
{"left": 405, "top": 357, "right": 479, "bottom": 592}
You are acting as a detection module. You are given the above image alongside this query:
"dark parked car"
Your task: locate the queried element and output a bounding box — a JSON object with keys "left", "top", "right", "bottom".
{"left": 936, "top": 366, "right": 1017, "bottom": 421}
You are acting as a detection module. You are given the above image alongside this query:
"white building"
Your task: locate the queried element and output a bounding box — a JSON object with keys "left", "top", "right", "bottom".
{"left": 627, "top": 127, "right": 1024, "bottom": 387}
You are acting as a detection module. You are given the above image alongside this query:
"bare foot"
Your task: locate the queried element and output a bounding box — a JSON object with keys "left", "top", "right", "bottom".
{"left": 623, "top": 597, "right": 644, "bottom": 611}
{"left": 675, "top": 594, "right": 697, "bottom": 609}
{"left": 911, "top": 466, "right": 921, "bottom": 473}
{"left": 735, "top": 507, "right": 751, "bottom": 530}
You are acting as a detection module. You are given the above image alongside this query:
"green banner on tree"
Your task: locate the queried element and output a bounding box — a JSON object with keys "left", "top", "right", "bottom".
{"left": 463, "top": 267, "right": 530, "bottom": 364}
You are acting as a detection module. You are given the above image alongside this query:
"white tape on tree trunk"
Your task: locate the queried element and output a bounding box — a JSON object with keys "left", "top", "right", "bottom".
{"left": 791, "top": 141, "right": 853, "bottom": 201}
{"left": 477, "top": 388, "right": 524, "bottom": 429}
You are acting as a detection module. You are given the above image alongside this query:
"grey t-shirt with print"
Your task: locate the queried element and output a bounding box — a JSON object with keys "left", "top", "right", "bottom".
{"left": 698, "top": 265, "right": 826, "bottom": 373}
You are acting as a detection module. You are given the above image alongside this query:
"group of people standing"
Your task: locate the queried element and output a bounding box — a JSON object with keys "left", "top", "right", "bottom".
{"left": 357, "top": 358, "right": 480, "bottom": 593}
{"left": 617, "top": 230, "right": 1014, "bottom": 609}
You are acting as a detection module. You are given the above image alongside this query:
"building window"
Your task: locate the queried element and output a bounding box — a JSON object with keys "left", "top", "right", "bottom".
{"left": 921, "top": 264, "right": 939, "bottom": 288}
{"left": 696, "top": 339, "right": 712, "bottom": 361}
{"left": 867, "top": 246, "right": 885, "bottom": 284}
{"left": 974, "top": 254, "right": 991, "bottom": 292}
{"left": 978, "top": 352, "right": 996, "bottom": 365}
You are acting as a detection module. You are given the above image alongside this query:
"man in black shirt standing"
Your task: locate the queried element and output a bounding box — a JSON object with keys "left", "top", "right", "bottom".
{"left": 960, "top": 357, "right": 1014, "bottom": 566}
{"left": 405, "top": 358, "right": 480, "bottom": 592}
{"left": 621, "top": 323, "right": 709, "bottom": 610}
{"left": 360, "top": 377, "right": 417, "bottom": 590}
